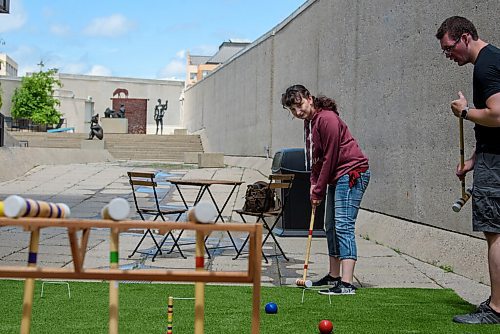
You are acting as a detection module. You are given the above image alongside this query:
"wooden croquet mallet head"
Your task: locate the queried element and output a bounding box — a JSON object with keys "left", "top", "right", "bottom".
{"left": 295, "top": 278, "right": 312, "bottom": 288}
{"left": 188, "top": 201, "right": 217, "bottom": 224}
{"left": 4, "top": 195, "right": 71, "bottom": 218}
{"left": 101, "top": 198, "right": 130, "bottom": 221}
{"left": 452, "top": 187, "right": 472, "bottom": 212}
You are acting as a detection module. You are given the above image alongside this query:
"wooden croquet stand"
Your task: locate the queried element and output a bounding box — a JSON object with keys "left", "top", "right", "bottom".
{"left": 0, "top": 217, "right": 263, "bottom": 334}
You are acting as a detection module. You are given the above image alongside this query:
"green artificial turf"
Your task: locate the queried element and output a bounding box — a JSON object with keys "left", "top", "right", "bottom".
{"left": 0, "top": 279, "right": 498, "bottom": 333}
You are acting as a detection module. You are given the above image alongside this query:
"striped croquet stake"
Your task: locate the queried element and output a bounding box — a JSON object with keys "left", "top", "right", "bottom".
{"left": 4, "top": 195, "right": 70, "bottom": 218}
{"left": 0, "top": 201, "right": 4, "bottom": 216}
{"left": 296, "top": 206, "right": 316, "bottom": 287}
{"left": 167, "top": 296, "right": 173, "bottom": 334}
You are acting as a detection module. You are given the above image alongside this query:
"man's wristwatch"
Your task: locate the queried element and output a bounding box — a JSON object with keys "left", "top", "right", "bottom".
{"left": 461, "top": 106, "right": 469, "bottom": 120}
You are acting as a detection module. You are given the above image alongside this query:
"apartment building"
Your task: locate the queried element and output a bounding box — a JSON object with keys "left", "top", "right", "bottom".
{"left": 185, "top": 39, "right": 250, "bottom": 87}
{"left": 0, "top": 53, "right": 18, "bottom": 77}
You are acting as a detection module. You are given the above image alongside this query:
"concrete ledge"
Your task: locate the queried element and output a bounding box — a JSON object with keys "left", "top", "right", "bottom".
{"left": 174, "top": 128, "right": 188, "bottom": 135}
{"left": 81, "top": 139, "right": 105, "bottom": 150}
{"left": 198, "top": 152, "right": 224, "bottom": 168}
{"left": 224, "top": 156, "right": 273, "bottom": 177}
{"left": 0, "top": 147, "right": 115, "bottom": 182}
{"left": 184, "top": 152, "right": 199, "bottom": 164}
{"left": 100, "top": 118, "right": 128, "bottom": 134}
{"left": 357, "top": 209, "right": 489, "bottom": 285}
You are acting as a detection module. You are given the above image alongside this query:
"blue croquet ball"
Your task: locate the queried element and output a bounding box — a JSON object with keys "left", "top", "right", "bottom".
{"left": 265, "top": 302, "right": 278, "bottom": 314}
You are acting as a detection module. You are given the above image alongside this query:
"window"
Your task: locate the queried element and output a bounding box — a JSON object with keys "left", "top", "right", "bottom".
{"left": 202, "top": 70, "right": 210, "bottom": 78}
{"left": 0, "top": 0, "right": 9, "bottom": 14}
{"left": 189, "top": 72, "right": 197, "bottom": 80}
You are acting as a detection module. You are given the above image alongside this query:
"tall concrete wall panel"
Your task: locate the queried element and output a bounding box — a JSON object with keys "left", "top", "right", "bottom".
{"left": 185, "top": 40, "right": 274, "bottom": 156}
{"left": 182, "top": 0, "right": 500, "bottom": 236}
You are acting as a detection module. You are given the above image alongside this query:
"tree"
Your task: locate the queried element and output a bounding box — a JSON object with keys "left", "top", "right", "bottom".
{"left": 11, "top": 68, "right": 63, "bottom": 125}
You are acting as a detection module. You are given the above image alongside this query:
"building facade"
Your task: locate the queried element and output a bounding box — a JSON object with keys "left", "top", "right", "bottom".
{"left": 0, "top": 54, "right": 18, "bottom": 77}
{"left": 0, "top": 73, "right": 184, "bottom": 135}
{"left": 185, "top": 40, "right": 250, "bottom": 88}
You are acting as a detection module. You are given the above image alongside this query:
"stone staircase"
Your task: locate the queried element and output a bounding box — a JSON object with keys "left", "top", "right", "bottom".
{"left": 7, "top": 131, "right": 204, "bottom": 162}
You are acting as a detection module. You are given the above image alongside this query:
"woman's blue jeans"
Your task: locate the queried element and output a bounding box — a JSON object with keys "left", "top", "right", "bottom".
{"left": 323, "top": 170, "right": 370, "bottom": 260}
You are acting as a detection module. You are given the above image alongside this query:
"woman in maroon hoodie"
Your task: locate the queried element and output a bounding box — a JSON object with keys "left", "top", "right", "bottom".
{"left": 281, "top": 84, "right": 370, "bottom": 295}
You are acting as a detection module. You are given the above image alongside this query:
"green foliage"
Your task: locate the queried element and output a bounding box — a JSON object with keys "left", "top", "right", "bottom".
{"left": 440, "top": 264, "right": 454, "bottom": 273}
{"left": 11, "top": 68, "right": 62, "bottom": 125}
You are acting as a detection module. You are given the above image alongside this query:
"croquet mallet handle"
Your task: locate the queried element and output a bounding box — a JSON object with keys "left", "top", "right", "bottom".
{"left": 459, "top": 117, "right": 466, "bottom": 198}
{"left": 452, "top": 117, "right": 472, "bottom": 212}
{"left": 302, "top": 206, "right": 316, "bottom": 281}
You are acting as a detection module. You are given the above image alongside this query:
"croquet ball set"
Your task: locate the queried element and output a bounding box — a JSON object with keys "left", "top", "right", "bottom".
{"left": 318, "top": 319, "right": 334, "bottom": 333}
{"left": 264, "top": 302, "right": 278, "bottom": 314}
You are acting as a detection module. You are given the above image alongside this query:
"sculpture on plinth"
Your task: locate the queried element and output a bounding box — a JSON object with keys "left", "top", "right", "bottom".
{"left": 154, "top": 99, "right": 168, "bottom": 135}
{"left": 104, "top": 104, "right": 126, "bottom": 118}
{"left": 88, "top": 114, "right": 104, "bottom": 140}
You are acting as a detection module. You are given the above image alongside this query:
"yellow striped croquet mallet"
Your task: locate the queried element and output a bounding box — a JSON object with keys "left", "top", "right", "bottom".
{"left": 101, "top": 198, "right": 130, "bottom": 334}
{"left": 188, "top": 201, "right": 217, "bottom": 334}
{"left": 452, "top": 117, "right": 473, "bottom": 212}
{"left": 295, "top": 206, "right": 316, "bottom": 288}
{"left": 2, "top": 195, "right": 71, "bottom": 334}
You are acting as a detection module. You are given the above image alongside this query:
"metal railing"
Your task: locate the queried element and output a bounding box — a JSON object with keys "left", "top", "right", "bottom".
{"left": 3, "top": 116, "right": 66, "bottom": 132}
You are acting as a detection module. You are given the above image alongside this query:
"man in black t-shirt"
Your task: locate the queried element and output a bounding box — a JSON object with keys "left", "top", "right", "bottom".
{"left": 436, "top": 16, "right": 500, "bottom": 324}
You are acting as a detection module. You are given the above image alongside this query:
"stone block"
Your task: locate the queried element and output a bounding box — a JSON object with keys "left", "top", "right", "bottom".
{"left": 100, "top": 118, "right": 128, "bottom": 134}
{"left": 81, "top": 139, "right": 105, "bottom": 150}
{"left": 198, "top": 153, "right": 224, "bottom": 168}
{"left": 174, "top": 128, "right": 188, "bottom": 135}
{"left": 184, "top": 152, "right": 200, "bottom": 164}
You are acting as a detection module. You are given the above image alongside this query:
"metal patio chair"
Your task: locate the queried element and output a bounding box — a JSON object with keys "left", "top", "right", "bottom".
{"left": 127, "top": 171, "right": 187, "bottom": 260}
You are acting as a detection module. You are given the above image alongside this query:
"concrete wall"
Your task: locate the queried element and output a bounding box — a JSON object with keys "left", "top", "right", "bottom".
{"left": 183, "top": 0, "right": 500, "bottom": 239}
{"left": 0, "top": 147, "right": 115, "bottom": 182}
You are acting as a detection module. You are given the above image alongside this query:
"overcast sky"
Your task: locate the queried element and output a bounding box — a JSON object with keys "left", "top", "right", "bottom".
{"left": 0, "top": 0, "right": 306, "bottom": 80}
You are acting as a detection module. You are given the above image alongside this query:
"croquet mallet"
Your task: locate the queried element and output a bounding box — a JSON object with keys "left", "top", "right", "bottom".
{"left": 295, "top": 206, "right": 316, "bottom": 288}
{"left": 452, "top": 116, "right": 472, "bottom": 212}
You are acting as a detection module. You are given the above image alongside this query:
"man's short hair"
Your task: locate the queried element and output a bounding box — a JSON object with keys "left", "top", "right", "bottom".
{"left": 436, "top": 16, "right": 478, "bottom": 40}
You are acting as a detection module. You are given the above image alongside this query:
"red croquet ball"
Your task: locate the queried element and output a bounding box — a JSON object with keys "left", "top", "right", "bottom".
{"left": 318, "top": 319, "right": 334, "bottom": 334}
